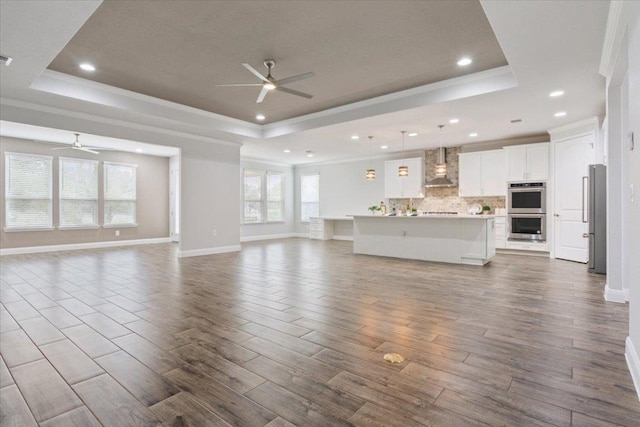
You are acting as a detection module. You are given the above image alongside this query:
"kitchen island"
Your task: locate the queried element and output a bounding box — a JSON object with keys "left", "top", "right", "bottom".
{"left": 352, "top": 215, "right": 495, "bottom": 265}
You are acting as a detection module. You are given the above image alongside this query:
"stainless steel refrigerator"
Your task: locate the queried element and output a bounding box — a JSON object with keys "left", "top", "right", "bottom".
{"left": 588, "top": 164, "right": 606, "bottom": 274}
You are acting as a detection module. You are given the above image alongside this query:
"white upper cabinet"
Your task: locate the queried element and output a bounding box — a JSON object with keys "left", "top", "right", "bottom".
{"left": 384, "top": 157, "right": 424, "bottom": 198}
{"left": 458, "top": 150, "right": 506, "bottom": 197}
{"left": 505, "top": 143, "right": 550, "bottom": 181}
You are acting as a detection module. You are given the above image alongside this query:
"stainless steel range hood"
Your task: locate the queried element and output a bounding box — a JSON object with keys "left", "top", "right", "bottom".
{"left": 425, "top": 147, "right": 456, "bottom": 188}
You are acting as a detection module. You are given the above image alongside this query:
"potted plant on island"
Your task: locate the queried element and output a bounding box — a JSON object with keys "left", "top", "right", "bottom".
{"left": 368, "top": 205, "right": 382, "bottom": 215}
{"left": 482, "top": 205, "right": 491, "bottom": 215}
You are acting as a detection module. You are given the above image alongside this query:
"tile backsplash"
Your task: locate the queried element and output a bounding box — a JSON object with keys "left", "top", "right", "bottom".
{"left": 389, "top": 146, "right": 506, "bottom": 214}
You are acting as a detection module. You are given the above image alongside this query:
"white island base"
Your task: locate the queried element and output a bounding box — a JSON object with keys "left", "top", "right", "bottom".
{"left": 352, "top": 215, "right": 496, "bottom": 266}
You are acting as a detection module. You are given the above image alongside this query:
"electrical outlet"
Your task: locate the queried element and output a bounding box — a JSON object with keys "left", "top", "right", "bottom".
{"left": 212, "top": 229, "right": 217, "bottom": 237}
{"left": 115, "top": 230, "right": 120, "bottom": 237}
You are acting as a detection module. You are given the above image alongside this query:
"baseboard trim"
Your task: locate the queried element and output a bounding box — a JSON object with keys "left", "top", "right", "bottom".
{"left": 604, "top": 283, "right": 629, "bottom": 303}
{"left": 177, "top": 245, "right": 241, "bottom": 258}
{"left": 0, "top": 237, "right": 173, "bottom": 256}
{"left": 625, "top": 336, "right": 640, "bottom": 401}
{"left": 333, "top": 235, "right": 354, "bottom": 241}
{"left": 240, "top": 233, "right": 296, "bottom": 242}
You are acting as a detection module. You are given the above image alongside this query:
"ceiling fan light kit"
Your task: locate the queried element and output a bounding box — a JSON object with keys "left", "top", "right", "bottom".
{"left": 216, "top": 59, "right": 315, "bottom": 104}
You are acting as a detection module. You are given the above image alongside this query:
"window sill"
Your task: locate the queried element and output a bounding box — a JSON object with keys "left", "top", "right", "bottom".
{"left": 103, "top": 223, "right": 138, "bottom": 228}
{"left": 4, "top": 227, "right": 55, "bottom": 232}
{"left": 58, "top": 225, "right": 101, "bottom": 230}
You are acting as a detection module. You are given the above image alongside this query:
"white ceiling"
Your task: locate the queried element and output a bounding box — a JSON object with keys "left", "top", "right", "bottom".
{"left": 0, "top": 1, "right": 609, "bottom": 165}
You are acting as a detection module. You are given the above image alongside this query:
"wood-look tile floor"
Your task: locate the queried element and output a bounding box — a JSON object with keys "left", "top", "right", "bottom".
{"left": 1, "top": 239, "right": 638, "bottom": 426}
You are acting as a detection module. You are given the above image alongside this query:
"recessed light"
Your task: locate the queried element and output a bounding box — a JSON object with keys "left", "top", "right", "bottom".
{"left": 380, "top": 145, "right": 388, "bottom": 149}
{"left": 554, "top": 111, "right": 567, "bottom": 117}
{"left": 469, "top": 132, "right": 478, "bottom": 137}
{"left": 457, "top": 57, "right": 472, "bottom": 66}
{"left": 549, "top": 90, "right": 564, "bottom": 97}
{"left": 449, "top": 118, "right": 460, "bottom": 124}
{"left": 351, "top": 135, "right": 359, "bottom": 140}
{"left": 135, "top": 149, "right": 143, "bottom": 153}
{"left": 79, "top": 63, "right": 96, "bottom": 72}
{"left": 256, "top": 114, "right": 266, "bottom": 121}
{"left": 307, "top": 154, "right": 314, "bottom": 158}
{"left": 283, "top": 149, "right": 290, "bottom": 153}
{"left": 408, "top": 132, "right": 418, "bottom": 137}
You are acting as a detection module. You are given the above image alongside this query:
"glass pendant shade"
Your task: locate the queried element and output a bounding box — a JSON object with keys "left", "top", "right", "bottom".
{"left": 365, "top": 136, "right": 376, "bottom": 180}
{"left": 398, "top": 131, "right": 408, "bottom": 177}
{"left": 366, "top": 169, "right": 376, "bottom": 180}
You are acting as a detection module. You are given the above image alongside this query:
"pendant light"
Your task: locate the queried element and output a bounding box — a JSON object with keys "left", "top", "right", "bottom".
{"left": 365, "top": 136, "right": 376, "bottom": 180}
{"left": 435, "top": 125, "right": 447, "bottom": 176}
{"left": 398, "top": 130, "right": 408, "bottom": 177}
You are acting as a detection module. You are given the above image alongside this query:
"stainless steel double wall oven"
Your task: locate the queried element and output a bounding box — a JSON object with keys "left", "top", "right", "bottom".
{"left": 507, "top": 182, "right": 546, "bottom": 241}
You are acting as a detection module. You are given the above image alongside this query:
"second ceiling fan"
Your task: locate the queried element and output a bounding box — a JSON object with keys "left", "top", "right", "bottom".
{"left": 216, "top": 59, "right": 315, "bottom": 103}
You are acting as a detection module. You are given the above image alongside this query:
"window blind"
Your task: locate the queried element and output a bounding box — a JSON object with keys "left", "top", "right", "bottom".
{"left": 5, "top": 153, "right": 53, "bottom": 229}
{"left": 59, "top": 157, "right": 98, "bottom": 227}
{"left": 243, "top": 170, "right": 263, "bottom": 223}
{"left": 266, "top": 172, "right": 284, "bottom": 222}
{"left": 104, "top": 162, "right": 137, "bottom": 225}
{"left": 300, "top": 173, "right": 319, "bottom": 222}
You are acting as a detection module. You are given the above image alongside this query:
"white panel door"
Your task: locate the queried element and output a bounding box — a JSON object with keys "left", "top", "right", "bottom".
{"left": 554, "top": 134, "right": 595, "bottom": 262}
{"left": 458, "top": 153, "right": 482, "bottom": 197}
{"left": 527, "top": 145, "right": 550, "bottom": 180}
{"left": 506, "top": 147, "right": 527, "bottom": 181}
{"left": 481, "top": 150, "right": 507, "bottom": 196}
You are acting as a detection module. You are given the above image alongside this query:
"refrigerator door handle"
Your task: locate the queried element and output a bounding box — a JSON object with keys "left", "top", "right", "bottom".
{"left": 582, "top": 176, "right": 588, "bottom": 223}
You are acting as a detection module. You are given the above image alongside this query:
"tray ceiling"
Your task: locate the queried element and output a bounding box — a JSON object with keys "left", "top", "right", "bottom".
{"left": 47, "top": 0, "right": 507, "bottom": 124}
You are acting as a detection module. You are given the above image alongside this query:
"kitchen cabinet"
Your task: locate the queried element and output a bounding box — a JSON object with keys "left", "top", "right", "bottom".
{"left": 494, "top": 215, "right": 506, "bottom": 249}
{"left": 458, "top": 150, "right": 507, "bottom": 197}
{"left": 384, "top": 157, "right": 424, "bottom": 198}
{"left": 309, "top": 217, "right": 333, "bottom": 240}
{"left": 505, "top": 143, "right": 549, "bottom": 181}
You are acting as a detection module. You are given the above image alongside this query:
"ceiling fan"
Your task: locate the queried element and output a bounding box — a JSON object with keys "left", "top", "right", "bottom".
{"left": 51, "top": 133, "right": 108, "bottom": 155}
{"left": 216, "top": 59, "right": 315, "bottom": 103}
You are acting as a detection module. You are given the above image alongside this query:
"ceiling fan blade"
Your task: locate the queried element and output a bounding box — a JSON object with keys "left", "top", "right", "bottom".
{"left": 275, "top": 86, "right": 313, "bottom": 99}
{"left": 78, "top": 147, "right": 100, "bottom": 154}
{"left": 242, "top": 63, "right": 269, "bottom": 83}
{"left": 51, "top": 147, "right": 72, "bottom": 151}
{"left": 215, "top": 83, "right": 263, "bottom": 87}
{"left": 277, "top": 71, "right": 315, "bottom": 86}
{"left": 256, "top": 86, "right": 269, "bottom": 103}
{"left": 84, "top": 146, "right": 115, "bottom": 151}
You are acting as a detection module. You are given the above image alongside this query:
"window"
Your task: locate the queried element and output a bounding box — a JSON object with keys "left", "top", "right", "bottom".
{"left": 242, "top": 170, "right": 285, "bottom": 223}
{"left": 104, "top": 162, "right": 137, "bottom": 226}
{"left": 266, "top": 172, "right": 284, "bottom": 222}
{"left": 59, "top": 157, "right": 98, "bottom": 227}
{"left": 243, "top": 170, "right": 263, "bottom": 223}
{"left": 4, "top": 153, "right": 53, "bottom": 229}
{"left": 300, "top": 173, "right": 319, "bottom": 222}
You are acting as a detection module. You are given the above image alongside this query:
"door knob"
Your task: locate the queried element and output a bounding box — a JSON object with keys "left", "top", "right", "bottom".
{"left": 582, "top": 233, "right": 589, "bottom": 238}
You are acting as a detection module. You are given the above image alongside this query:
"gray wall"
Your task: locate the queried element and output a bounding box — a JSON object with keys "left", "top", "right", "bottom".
{"left": 0, "top": 136, "right": 169, "bottom": 248}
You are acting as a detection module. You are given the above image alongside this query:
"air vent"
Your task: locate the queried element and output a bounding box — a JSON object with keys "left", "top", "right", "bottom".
{"left": 0, "top": 55, "right": 13, "bottom": 66}
{"left": 510, "top": 119, "right": 523, "bottom": 123}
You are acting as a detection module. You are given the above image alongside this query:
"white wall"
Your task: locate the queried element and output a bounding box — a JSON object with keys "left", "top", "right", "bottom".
{"left": 179, "top": 143, "right": 240, "bottom": 256}
{"left": 240, "top": 159, "right": 295, "bottom": 241}
{"left": 294, "top": 156, "right": 394, "bottom": 233}
{"left": 625, "top": 2, "right": 640, "bottom": 398}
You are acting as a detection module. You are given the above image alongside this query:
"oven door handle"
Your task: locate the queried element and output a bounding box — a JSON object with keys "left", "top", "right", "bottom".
{"left": 582, "top": 176, "right": 588, "bottom": 223}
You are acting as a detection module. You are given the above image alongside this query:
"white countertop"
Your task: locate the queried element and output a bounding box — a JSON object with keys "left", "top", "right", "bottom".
{"left": 352, "top": 214, "right": 494, "bottom": 220}
{"left": 310, "top": 216, "right": 354, "bottom": 221}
